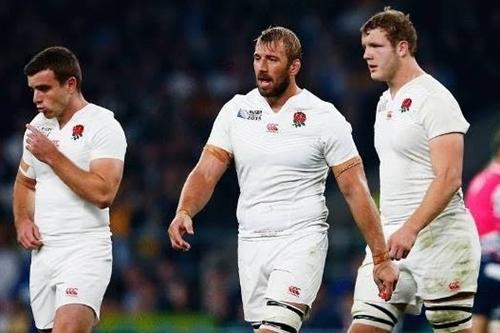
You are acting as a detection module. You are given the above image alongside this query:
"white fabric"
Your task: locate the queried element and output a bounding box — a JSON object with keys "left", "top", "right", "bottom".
{"left": 261, "top": 302, "right": 304, "bottom": 332}
{"left": 424, "top": 297, "right": 474, "bottom": 333}
{"left": 21, "top": 104, "right": 127, "bottom": 243}
{"left": 353, "top": 211, "right": 480, "bottom": 317}
{"left": 374, "top": 74, "right": 470, "bottom": 225}
{"left": 238, "top": 231, "right": 328, "bottom": 322}
{"left": 30, "top": 238, "right": 112, "bottom": 329}
{"left": 207, "top": 88, "right": 358, "bottom": 238}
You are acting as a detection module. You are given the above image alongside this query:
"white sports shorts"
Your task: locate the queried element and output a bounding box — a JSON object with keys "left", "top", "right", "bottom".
{"left": 353, "top": 210, "right": 481, "bottom": 316}
{"left": 238, "top": 231, "right": 328, "bottom": 322}
{"left": 30, "top": 237, "right": 112, "bottom": 330}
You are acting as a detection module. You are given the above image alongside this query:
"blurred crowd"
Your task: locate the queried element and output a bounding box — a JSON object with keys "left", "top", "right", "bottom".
{"left": 0, "top": 0, "right": 499, "bottom": 331}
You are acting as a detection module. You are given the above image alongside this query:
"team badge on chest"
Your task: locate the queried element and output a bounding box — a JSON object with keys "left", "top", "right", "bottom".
{"left": 71, "top": 124, "right": 84, "bottom": 140}
{"left": 400, "top": 98, "right": 412, "bottom": 113}
{"left": 292, "top": 111, "right": 306, "bottom": 127}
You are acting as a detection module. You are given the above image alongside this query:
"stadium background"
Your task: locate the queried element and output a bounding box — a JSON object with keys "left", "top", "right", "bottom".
{"left": 0, "top": 0, "right": 498, "bottom": 332}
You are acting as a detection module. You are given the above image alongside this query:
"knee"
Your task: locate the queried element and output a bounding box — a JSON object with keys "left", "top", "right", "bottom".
{"left": 424, "top": 295, "right": 474, "bottom": 332}
{"left": 257, "top": 299, "right": 307, "bottom": 333}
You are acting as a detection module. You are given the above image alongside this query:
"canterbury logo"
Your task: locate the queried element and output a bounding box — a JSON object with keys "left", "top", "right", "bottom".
{"left": 288, "top": 286, "right": 301, "bottom": 297}
{"left": 65, "top": 287, "right": 79, "bottom": 296}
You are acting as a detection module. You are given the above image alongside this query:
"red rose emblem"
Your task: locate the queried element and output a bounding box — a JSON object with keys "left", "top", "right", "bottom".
{"left": 71, "top": 124, "right": 84, "bottom": 140}
{"left": 292, "top": 111, "right": 306, "bottom": 127}
{"left": 400, "top": 98, "right": 412, "bottom": 112}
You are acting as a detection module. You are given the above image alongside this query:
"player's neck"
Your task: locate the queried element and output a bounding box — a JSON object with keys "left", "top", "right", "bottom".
{"left": 387, "top": 59, "right": 425, "bottom": 98}
{"left": 266, "top": 82, "right": 301, "bottom": 113}
{"left": 57, "top": 95, "right": 89, "bottom": 129}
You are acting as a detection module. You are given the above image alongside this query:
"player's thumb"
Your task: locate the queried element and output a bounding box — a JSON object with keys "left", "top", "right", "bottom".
{"left": 185, "top": 219, "right": 194, "bottom": 235}
{"left": 33, "top": 225, "right": 42, "bottom": 240}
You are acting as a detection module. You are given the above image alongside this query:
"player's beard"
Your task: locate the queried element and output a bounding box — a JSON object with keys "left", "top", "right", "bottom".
{"left": 257, "top": 73, "right": 290, "bottom": 98}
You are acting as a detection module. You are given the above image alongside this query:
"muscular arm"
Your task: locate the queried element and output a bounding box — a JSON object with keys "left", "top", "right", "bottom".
{"left": 168, "top": 145, "right": 231, "bottom": 250}
{"left": 388, "top": 133, "right": 465, "bottom": 259}
{"left": 25, "top": 124, "right": 124, "bottom": 209}
{"left": 47, "top": 155, "right": 124, "bottom": 209}
{"left": 13, "top": 160, "right": 42, "bottom": 249}
{"left": 334, "top": 156, "right": 387, "bottom": 256}
{"left": 176, "top": 145, "right": 231, "bottom": 217}
{"left": 406, "top": 133, "right": 464, "bottom": 231}
{"left": 334, "top": 156, "right": 399, "bottom": 300}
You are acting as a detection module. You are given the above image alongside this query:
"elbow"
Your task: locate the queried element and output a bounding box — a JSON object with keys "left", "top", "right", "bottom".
{"left": 93, "top": 194, "right": 115, "bottom": 209}
{"left": 450, "top": 176, "right": 462, "bottom": 193}
{"left": 438, "top": 172, "right": 462, "bottom": 194}
{"left": 339, "top": 182, "right": 365, "bottom": 200}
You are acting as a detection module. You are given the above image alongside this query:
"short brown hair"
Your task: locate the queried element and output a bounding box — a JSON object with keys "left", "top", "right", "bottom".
{"left": 361, "top": 7, "right": 418, "bottom": 56}
{"left": 255, "top": 26, "right": 302, "bottom": 64}
{"left": 24, "top": 46, "right": 83, "bottom": 91}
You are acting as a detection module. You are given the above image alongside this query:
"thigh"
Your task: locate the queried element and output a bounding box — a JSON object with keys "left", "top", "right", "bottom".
{"left": 238, "top": 237, "right": 274, "bottom": 322}
{"left": 266, "top": 232, "right": 328, "bottom": 307}
{"left": 238, "top": 232, "right": 328, "bottom": 323}
{"left": 351, "top": 254, "right": 420, "bottom": 332}
{"left": 56, "top": 240, "right": 112, "bottom": 323}
{"left": 30, "top": 249, "right": 57, "bottom": 330}
{"left": 409, "top": 212, "right": 481, "bottom": 301}
{"left": 353, "top": 253, "right": 421, "bottom": 314}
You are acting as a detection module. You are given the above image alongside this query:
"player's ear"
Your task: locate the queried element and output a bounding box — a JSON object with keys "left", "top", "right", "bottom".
{"left": 396, "top": 41, "right": 410, "bottom": 57}
{"left": 65, "top": 76, "right": 78, "bottom": 94}
{"left": 289, "top": 59, "right": 301, "bottom": 76}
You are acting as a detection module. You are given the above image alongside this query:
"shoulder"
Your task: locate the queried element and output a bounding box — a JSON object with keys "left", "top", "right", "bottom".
{"left": 84, "top": 104, "right": 123, "bottom": 127}
{"left": 300, "top": 89, "right": 347, "bottom": 122}
{"left": 217, "top": 89, "right": 263, "bottom": 116}
{"left": 410, "top": 75, "right": 459, "bottom": 107}
{"left": 29, "top": 113, "right": 53, "bottom": 126}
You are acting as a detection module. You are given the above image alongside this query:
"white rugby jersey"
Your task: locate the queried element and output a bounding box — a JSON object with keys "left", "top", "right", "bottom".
{"left": 207, "top": 88, "right": 359, "bottom": 238}
{"left": 22, "top": 104, "right": 127, "bottom": 242}
{"left": 374, "top": 74, "right": 469, "bottom": 225}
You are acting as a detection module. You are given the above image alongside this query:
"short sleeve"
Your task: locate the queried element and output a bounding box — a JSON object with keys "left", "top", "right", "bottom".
{"left": 323, "top": 111, "right": 359, "bottom": 167}
{"left": 206, "top": 100, "right": 234, "bottom": 154}
{"left": 419, "top": 93, "right": 469, "bottom": 139}
{"left": 21, "top": 130, "right": 36, "bottom": 179}
{"left": 89, "top": 118, "right": 127, "bottom": 161}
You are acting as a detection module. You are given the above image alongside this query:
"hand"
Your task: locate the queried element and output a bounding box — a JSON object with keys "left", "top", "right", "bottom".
{"left": 16, "top": 220, "right": 43, "bottom": 250}
{"left": 387, "top": 223, "right": 418, "bottom": 260}
{"left": 25, "top": 124, "right": 59, "bottom": 164}
{"left": 168, "top": 211, "right": 194, "bottom": 251}
{"left": 373, "top": 260, "right": 399, "bottom": 301}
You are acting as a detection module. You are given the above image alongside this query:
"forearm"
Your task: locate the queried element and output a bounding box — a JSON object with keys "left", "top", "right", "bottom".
{"left": 345, "top": 184, "right": 387, "bottom": 256}
{"left": 406, "top": 175, "right": 461, "bottom": 233}
{"left": 46, "top": 151, "right": 114, "bottom": 208}
{"left": 177, "top": 168, "right": 217, "bottom": 218}
{"left": 13, "top": 175, "right": 35, "bottom": 228}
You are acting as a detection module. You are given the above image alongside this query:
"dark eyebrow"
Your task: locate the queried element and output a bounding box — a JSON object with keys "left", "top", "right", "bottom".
{"left": 32, "top": 84, "right": 51, "bottom": 91}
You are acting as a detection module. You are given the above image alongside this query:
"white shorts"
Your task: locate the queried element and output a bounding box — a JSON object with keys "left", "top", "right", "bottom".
{"left": 238, "top": 231, "right": 328, "bottom": 322}
{"left": 353, "top": 210, "right": 481, "bottom": 316}
{"left": 30, "top": 238, "right": 112, "bottom": 330}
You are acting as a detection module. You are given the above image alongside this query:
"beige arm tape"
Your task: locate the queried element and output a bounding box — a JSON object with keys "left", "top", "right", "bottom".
{"left": 332, "top": 156, "right": 362, "bottom": 179}
{"left": 203, "top": 144, "right": 233, "bottom": 165}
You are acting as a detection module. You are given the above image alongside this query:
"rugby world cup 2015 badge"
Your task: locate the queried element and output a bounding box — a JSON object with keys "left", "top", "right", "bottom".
{"left": 237, "top": 109, "right": 262, "bottom": 121}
